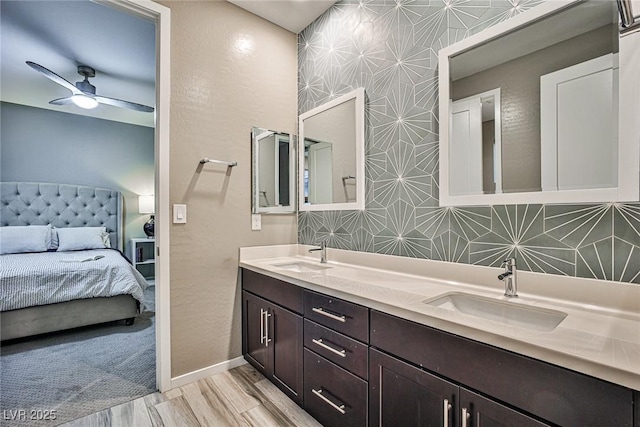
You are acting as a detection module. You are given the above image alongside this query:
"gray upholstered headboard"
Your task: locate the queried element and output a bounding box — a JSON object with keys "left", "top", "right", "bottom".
{"left": 0, "top": 182, "right": 123, "bottom": 251}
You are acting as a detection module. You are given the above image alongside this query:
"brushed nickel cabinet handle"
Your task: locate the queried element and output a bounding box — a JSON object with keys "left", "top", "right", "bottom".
{"left": 312, "top": 307, "right": 346, "bottom": 323}
{"left": 312, "top": 388, "right": 346, "bottom": 414}
{"left": 461, "top": 407, "right": 470, "bottom": 427}
{"left": 312, "top": 338, "right": 347, "bottom": 358}
{"left": 264, "top": 310, "right": 272, "bottom": 347}
{"left": 443, "top": 399, "right": 452, "bottom": 427}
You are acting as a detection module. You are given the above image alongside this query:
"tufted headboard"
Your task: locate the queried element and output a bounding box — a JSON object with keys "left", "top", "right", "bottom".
{"left": 0, "top": 182, "right": 123, "bottom": 251}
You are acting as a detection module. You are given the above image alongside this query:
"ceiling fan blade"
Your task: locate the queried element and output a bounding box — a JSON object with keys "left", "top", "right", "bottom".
{"left": 26, "top": 61, "right": 80, "bottom": 94}
{"left": 94, "top": 95, "right": 154, "bottom": 113}
{"left": 49, "top": 97, "right": 75, "bottom": 106}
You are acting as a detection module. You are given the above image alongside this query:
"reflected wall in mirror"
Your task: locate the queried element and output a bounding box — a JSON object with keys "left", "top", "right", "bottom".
{"left": 439, "top": 0, "right": 640, "bottom": 206}
{"left": 299, "top": 88, "right": 365, "bottom": 211}
{"left": 251, "top": 127, "right": 296, "bottom": 214}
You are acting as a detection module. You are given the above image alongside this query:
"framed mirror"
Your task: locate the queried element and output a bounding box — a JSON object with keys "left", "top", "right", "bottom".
{"left": 299, "top": 88, "right": 365, "bottom": 211}
{"left": 438, "top": 0, "right": 640, "bottom": 206}
{"left": 251, "top": 127, "right": 296, "bottom": 214}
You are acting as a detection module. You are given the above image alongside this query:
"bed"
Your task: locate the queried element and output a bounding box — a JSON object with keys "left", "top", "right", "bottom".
{"left": 0, "top": 182, "right": 148, "bottom": 341}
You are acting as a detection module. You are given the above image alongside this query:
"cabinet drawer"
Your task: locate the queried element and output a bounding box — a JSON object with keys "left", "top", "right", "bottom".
{"left": 371, "top": 310, "right": 634, "bottom": 427}
{"left": 304, "top": 290, "right": 368, "bottom": 342}
{"left": 304, "top": 349, "right": 367, "bottom": 427}
{"left": 242, "top": 268, "right": 303, "bottom": 314}
{"left": 304, "top": 319, "right": 368, "bottom": 380}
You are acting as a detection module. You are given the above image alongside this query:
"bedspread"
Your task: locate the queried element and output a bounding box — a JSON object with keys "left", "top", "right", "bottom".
{"left": 0, "top": 249, "right": 148, "bottom": 311}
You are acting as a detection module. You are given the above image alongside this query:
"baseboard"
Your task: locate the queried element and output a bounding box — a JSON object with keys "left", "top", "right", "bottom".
{"left": 170, "top": 356, "right": 247, "bottom": 389}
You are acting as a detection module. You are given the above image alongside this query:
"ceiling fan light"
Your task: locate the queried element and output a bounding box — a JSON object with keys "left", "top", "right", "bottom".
{"left": 71, "top": 94, "right": 98, "bottom": 109}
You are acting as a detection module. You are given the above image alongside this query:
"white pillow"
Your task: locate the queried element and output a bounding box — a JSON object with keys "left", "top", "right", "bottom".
{"left": 56, "top": 227, "right": 111, "bottom": 251}
{"left": 0, "top": 225, "right": 52, "bottom": 255}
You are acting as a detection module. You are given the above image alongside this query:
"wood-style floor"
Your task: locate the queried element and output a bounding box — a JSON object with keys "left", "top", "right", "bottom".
{"left": 61, "top": 364, "right": 321, "bottom": 427}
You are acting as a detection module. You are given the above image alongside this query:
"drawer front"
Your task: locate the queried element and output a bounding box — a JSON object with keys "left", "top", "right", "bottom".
{"left": 304, "top": 319, "right": 368, "bottom": 380}
{"left": 242, "top": 268, "right": 303, "bottom": 314}
{"left": 304, "top": 290, "right": 368, "bottom": 342}
{"left": 370, "top": 310, "right": 634, "bottom": 427}
{"left": 303, "top": 349, "right": 367, "bottom": 427}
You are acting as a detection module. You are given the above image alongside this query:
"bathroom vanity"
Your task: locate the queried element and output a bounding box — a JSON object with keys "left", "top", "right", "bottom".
{"left": 240, "top": 245, "right": 640, "bottom": 427}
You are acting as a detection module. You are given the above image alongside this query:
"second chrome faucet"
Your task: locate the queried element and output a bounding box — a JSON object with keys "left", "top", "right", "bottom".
{"left": 308, "top": 241, "right": 327, "bottom": 263}
{"left": 498, "top": 258, "right": 518, "bottom": 297}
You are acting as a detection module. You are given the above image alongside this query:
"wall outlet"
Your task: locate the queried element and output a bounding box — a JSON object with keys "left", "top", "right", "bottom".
{"left": 173, "top": 204, "right": 187, "bottom": 224}
{"left": 251, "top": 213, "right": 261, "bottom": 231}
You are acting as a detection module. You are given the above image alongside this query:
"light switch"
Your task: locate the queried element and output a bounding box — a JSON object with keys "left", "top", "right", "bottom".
{"left": 251, "top": 213, "right": 261, "bottom": 231}
{"left": 173, "top": 204, "right": 187, "bottom": 224}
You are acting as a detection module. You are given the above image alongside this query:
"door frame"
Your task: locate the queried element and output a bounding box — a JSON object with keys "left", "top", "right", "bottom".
{"left": 102, "top": 0, "right": 171, "bottom": 392}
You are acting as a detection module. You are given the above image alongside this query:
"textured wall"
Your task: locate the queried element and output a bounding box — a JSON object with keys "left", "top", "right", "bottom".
{"left": 158, "top": 1, "right": 298, "bottom": 377}
{"left": 0, "top": 102, "right": 154, "bottom": 242}
{"left": 298, "top": 0, "right": 640, "bottom": 284}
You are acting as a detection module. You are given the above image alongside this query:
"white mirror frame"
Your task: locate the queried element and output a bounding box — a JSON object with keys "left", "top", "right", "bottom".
{"left": 438, "top": 0, "right": 640, "bottom": 207}
{"left": 299, "top": 88, "right": 366, "bottom": 211}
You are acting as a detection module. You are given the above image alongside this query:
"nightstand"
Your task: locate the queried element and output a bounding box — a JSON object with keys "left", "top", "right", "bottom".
{"left": 130, "top": 238, "right": 155, "bottom": 279}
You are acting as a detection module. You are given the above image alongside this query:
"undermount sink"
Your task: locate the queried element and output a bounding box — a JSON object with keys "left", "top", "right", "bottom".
{"left": 271, "top": 261, "right": 331, "bottom": 273}
{"left": 424, "top": 292, "right": 567, "bottom": 332}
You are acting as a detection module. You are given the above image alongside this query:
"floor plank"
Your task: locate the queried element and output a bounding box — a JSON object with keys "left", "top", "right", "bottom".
{"left": 205, "top": 371, "right": 261, "bottom": 414}
{"left": 163, "top": 388, "right": 182, "bottom": 400}
{"left": 61, "top": 410, "right": 111, "bottom": 427}
{"left": 254, "top": 379, "right": 321, "bottom": 427}
{"left": 154, "top": 396, "right": 200, "bottom": 427}
{"left": 109, "top": 396, "right": 154, "bottom": 427}
{"left": 180, "top": 381, "right": 233, "bottom": 427}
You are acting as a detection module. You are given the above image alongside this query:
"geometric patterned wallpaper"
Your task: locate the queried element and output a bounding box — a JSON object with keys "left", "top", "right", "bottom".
{"left": 297, "top": 0, "right": 640, "bottom": 284}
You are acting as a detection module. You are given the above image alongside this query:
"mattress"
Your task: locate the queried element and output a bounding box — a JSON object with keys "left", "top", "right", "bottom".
{"left": 0, "top": 249, "right": 148, "bottom": 312}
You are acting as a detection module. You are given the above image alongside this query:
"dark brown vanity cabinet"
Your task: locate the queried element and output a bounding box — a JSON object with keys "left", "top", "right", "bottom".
{"left": 369, "top": 348, "right": 459, "bottom": 426}
{"left": 242, "top": 269, "right": 638, "bottom": 427}
{"left": 369, "top": 348, "right": 548, "bottom": 427}
{"left": 303, "top": 290, "right": 370, "bottom": 426}
{"left": 242, "top": 270, "right": 304, "bottom": 405}
{"left": 370, "top": 310, "right": 635, "bottom": 427}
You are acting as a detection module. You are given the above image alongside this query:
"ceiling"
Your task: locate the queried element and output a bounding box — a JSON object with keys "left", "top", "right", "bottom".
{"left": 0, "top": 1, "right": 156, "bottom": 128}
{"left": 228, "top": 0, "right": 336, "bottom": 33}
{"left": 0, "top": 0, "right": 334, "bottom": 129}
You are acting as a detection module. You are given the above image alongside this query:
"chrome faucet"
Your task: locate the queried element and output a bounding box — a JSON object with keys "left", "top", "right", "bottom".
{"left": 308, "top": 241, "right": 327, "bottom": 264}
{"left": 498, "top": 258, "right": 518, "bottom": 297}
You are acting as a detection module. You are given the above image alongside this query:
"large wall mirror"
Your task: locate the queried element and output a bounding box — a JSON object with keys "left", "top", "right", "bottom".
{"left": 299, "top": 88, "right": 365, "bottom": 211}
{"left": 438, "top": 0, "right": 640, "bottom": 206}
{"left": 251, "top": 127, "right": 296, "bottom": 214}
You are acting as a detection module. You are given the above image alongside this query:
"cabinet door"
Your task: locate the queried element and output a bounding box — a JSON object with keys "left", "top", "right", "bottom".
{"left": 269, "top": 303, "right": 303, "bottom": 405}
{"left": 369, "top": 348, "right": 458, "bottom": 427}
{"left": 460, "top": 388, "right": 549, "bottom": 427}
{"left": 242, "top": 291, "right": 270, "bottom": 374}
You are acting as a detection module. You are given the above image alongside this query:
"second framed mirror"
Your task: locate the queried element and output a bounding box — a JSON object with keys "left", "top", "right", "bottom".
{"left": 299, "top": 88, "right": 365, "bottom": 211}
{"left": 251, "top": 127, "right": 296, "bottom": 214}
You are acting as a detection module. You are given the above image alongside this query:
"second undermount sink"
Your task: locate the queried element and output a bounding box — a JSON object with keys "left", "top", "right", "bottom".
{"left": 271, "top": 261, "right": 332, "bottom": 273}
{"left": 424, "top": 292, "right": 567, "bottom": 332}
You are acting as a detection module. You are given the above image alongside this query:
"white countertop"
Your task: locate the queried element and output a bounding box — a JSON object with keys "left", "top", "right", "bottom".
{"left": 239, "top": 244, "right": 640, "bottom": 391}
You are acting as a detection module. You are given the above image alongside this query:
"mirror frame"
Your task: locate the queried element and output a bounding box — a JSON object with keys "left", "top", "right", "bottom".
{"left": 298, "top": 87, "right": 366, "bottom": 211}
{"left": 251, "top": 127, "right": 297, "bottom": 214}
{"left": 438, "top": 0, "right": 640, "bottom": 207}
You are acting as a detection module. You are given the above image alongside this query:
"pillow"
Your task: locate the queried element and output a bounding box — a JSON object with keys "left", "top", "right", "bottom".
{"left": 0, "top": 225, "right": 52, "bottom": 255}
{"left": 56, "top": 227, "right": 111, "bottom": 251}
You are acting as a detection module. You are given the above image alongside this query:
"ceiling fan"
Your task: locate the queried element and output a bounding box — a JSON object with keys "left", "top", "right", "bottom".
{"left": 26, "top": 61, "right": 154, "bottom": 113}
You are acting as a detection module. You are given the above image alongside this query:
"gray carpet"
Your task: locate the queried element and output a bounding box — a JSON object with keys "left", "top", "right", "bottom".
{"left": 0, "top": 286, "right": 156, "bottom": 427}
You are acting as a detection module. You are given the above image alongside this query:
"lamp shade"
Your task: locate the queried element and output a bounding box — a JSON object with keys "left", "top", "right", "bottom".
{"left": 138, "top": 195, "right": 155, "bottom": 214}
